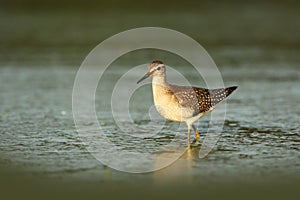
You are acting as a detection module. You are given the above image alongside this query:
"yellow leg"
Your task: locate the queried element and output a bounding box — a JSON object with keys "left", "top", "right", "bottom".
{"left": 192, "top": 125, "right": 200, "bottom": 142}
{"left": 187, "top": 125, "right": 191, "bottom": 148}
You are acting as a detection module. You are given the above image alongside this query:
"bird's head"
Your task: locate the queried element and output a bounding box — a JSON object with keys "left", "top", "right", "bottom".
{"left": 137, "top": 60, "right": 165, "bottom": 84}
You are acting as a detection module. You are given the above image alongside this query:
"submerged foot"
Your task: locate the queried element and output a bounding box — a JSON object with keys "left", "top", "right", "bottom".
{"left": 195, "top": 130, "right": 200, "bottom": 142}
{"left": 192, "top": 125, "right": 200, "bottom": 142}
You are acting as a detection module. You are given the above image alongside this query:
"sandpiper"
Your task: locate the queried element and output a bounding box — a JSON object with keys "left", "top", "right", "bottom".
{"left": 137, "top": 61, "right": 237, "bottom": 146}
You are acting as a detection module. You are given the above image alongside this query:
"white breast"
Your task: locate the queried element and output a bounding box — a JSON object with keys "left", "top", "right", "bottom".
{"left": 152, "top": 84, "right": 184, "bottom": 122}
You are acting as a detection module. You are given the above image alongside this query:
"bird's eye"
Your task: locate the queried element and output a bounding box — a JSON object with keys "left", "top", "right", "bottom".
{"left": 157, "top": 67, "right": 161, "bottom": 70}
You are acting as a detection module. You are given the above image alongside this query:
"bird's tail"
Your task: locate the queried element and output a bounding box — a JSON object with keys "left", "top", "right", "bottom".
{"left": 225, "top": 86, "right": 238, "bottom": 97}
{"left": 209, "top": 86, "right": 238, "bottom": 106}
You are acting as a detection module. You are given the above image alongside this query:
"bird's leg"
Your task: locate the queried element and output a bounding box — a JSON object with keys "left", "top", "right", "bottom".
{"left": 187, "top": 125, "right": 191, "bottom": 148}
{"left": 192, "top": 124, "right": 200, "bottom": 142}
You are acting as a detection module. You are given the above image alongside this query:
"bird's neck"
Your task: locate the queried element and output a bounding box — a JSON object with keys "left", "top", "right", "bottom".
{"left": 152, "top": 75, "right": 167, "bottom": 86}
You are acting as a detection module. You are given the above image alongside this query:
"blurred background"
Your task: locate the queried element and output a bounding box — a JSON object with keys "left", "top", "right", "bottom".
{"left": 0, "top": 0, "right": 299, "bottom": 199}
{"left": 2, "top": 0, "right": 299, "bottom": 67}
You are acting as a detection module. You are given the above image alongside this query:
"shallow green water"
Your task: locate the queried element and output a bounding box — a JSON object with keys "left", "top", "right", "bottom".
{"left": 0, "top": 62, "right": 299, "bottom": 183}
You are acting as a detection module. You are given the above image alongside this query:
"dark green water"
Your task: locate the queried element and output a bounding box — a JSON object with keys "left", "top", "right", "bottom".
{"left": 0, "top": 1, "right": 299, "bottom": 199}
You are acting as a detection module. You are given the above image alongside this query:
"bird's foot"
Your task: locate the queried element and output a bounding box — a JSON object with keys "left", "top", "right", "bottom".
{"left": 192, "top": 138, "right": 199, "bottom": 144}
{"left": 187, "top": 142, "right": 191, "bottom": 149}
{"left": 195, "top": 130, "right": 200, "bottom": 142}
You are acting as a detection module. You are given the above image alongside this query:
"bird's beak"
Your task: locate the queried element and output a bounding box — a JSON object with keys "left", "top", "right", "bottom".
{"left": 137, "top": 71, "right": 152, "bottom": 84}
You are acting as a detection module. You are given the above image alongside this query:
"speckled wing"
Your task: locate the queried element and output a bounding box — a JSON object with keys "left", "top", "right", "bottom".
{"left": 170, "top": 85, "right": 237, "bottom": 116}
